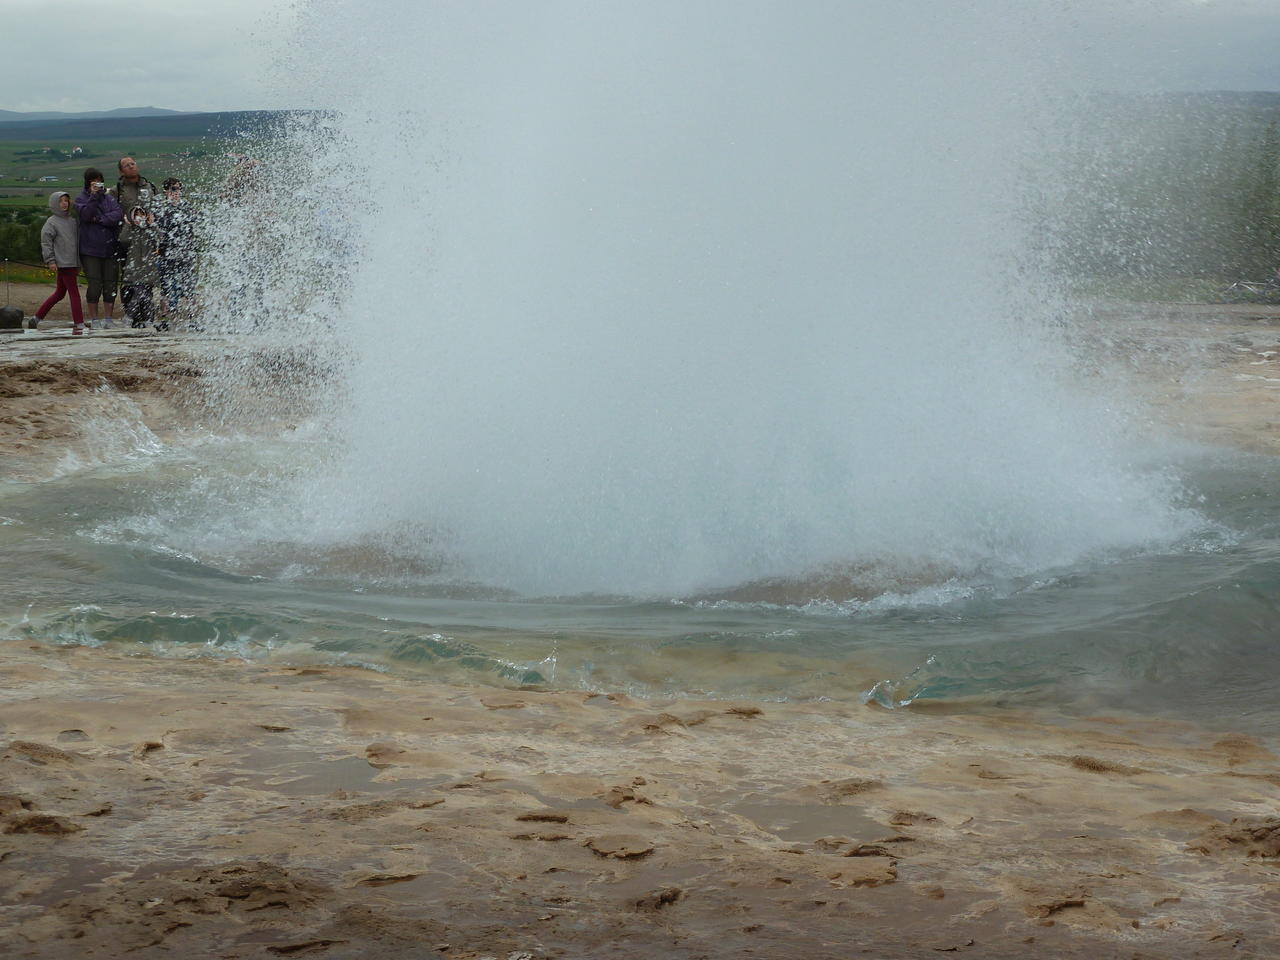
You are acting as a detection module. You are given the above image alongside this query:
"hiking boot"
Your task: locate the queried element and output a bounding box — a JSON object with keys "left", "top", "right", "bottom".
{"left": 72, "top": 323, "right": 84, "bottom": 336}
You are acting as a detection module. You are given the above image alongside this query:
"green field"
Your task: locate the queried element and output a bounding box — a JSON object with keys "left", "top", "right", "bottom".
{"left": 1068, "top": 276, "right": 1232, "bottom": 303}
{"left": 0, "top": 137, "right": 233, "bottom": 209}
{"left": 0, "top": 112, "right": 285, "bottom": 266}
{"left": 0, "top": 261, "right": 51, "bottom": 284}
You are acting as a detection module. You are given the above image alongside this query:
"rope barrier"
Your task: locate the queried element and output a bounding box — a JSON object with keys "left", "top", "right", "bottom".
{"left": 3, "top": 257, "right": 90, "bottom": 275}
{"left": 2, "top": 259, "right": 90, "bottom": 312}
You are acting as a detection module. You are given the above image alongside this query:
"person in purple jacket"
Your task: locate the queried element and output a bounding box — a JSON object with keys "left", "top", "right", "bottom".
{"left": 74, "top": 167, "right": 124, "bottom": 328}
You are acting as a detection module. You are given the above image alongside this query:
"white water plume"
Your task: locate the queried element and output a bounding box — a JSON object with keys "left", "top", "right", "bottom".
{"left": 221, "top": 1, "right": 1208, "bottom": 596}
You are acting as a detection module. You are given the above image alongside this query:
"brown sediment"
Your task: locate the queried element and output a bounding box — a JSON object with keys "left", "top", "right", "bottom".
{"left": 1189, "top": 817, "right": 1280, "bottom": 858}
{"left": 0, "top": 325, "right": 328, "bottom": 484}
{"left": 1071, "top": 299, "right": 1280, "bottom": 455}
{"left": 1, "top": 638, "right": 1279, "bottom": 958}
{"left": 691, "top": 559, "right": 959, "bottom": 605}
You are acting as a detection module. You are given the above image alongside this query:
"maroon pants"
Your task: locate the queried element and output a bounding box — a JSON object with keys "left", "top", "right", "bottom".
{"left": 36, "top": 267, "right": 84, "bottom": 324}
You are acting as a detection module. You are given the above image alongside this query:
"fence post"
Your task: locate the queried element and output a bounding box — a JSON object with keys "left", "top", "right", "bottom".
{"left": 0, "top": 258, "right": 26, "bottom": 329}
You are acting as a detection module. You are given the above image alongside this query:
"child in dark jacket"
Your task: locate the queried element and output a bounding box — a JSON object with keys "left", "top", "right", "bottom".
{"left": 121, "top": 206, "right": 161, "bottom": 329}
{"left": 34, "top": 192, "right": 85, "bottom": 335}
{"left": 155, "top": 178, "right": 199, "bottom": 325}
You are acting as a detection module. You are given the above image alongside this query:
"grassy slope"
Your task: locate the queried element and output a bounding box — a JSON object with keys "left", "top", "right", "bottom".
{"left": 0, "top": 111, "right": 292, "bottom": 209}
{"left": 0, "top": 140, "right": 224, "bottom": 205}
{"left": 0, "top": 263, "right": 53, "bottom": 284}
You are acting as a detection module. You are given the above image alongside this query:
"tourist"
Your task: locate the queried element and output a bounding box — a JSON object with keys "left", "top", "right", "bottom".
{"left": 219, "top": 154, "right": 272, "bottom": 328}
{"left": 154, "top": 178, "right": 199, "bottom": 326}
{"left": 74, "top": 167, "right": 123, "bottom": 329}
{"left": 120, "top": 206, "right": 160, "bottom": 329}
{"left": 114, "top": 156, "right": 160, "bottom": 272}
{"left": 114, "top": 156, "right": 160, "bottom": 219}
{"left": 220, "top": 153, "right": 261, "bottom": 201}
{"left": 34, "top": 192, "right": 85, "bottom": 335}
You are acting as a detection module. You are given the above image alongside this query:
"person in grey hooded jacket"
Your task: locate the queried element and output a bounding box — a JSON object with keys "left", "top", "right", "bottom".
{"left": 34, "top": 191, "right": 86, "bottom": 334}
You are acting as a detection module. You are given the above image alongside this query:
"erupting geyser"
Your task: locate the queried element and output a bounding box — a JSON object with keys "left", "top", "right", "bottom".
{"left": 244, "top": 1, "right": 1201, "bottom": 597}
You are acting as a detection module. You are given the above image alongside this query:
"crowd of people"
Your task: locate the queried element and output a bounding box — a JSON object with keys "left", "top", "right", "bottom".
{"left": 32, "top": 155, "right": 201, "bottom": 336}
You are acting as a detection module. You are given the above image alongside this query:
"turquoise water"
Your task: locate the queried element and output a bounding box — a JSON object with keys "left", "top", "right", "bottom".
{"left": 3, "top": 435, "right": 1278, "bottom": 734}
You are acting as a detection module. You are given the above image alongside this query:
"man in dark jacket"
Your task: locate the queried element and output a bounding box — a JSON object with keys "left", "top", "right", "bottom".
{"left": 114, "top": 156, "right": 160, "bottom": 265}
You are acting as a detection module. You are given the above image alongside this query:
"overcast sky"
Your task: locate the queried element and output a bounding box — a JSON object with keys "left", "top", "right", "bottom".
{"left": 3, "top": 0, "right": 301, "bottom": 113}
{"left": 3, "top": 0, "right": 1280, "bottom": 115}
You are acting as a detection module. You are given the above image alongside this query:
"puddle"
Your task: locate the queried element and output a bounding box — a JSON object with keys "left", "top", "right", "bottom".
{"left": 112, "top": 858, "right": 207, "bottom": 883}
{"left": 727, "top": 801, "right": 887, "bottom": 842}
{"left": 369, "top": 852, "right": 710, "bottom": 908}
{"left": 2, "top": 855, "right": 121, "bottom": 907}
{"left": 262, "top": 755, "right": 395, "bottom": 796}
{"left": 207, "top": 748, "right": 438, "bottom": 797}
{"left": 516, "top": 786, "right": 616, "bottom": 812}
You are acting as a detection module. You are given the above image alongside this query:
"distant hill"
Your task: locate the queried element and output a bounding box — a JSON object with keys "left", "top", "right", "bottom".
{"left": 0, "top": 111, "right": 302, "bottom": 141}
{"left": 0, "top": 106, "right": 189, "bottom": 124}
{"left": 1089, "top": 89, "right": 1280, "bottom": 119}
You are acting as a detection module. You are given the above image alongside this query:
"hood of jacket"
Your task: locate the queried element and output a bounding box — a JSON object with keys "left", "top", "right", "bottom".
{"left": 48, "top": 191, "right": 72, "bottom": 216}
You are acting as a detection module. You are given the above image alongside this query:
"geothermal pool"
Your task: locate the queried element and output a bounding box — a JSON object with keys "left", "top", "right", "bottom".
{"left": 4, "top": 428, "right": 1279, "bottom": 734}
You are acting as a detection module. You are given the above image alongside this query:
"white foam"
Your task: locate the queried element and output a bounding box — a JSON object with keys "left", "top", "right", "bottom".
{"left": 191, "top": 2, "right": 1214, "bottom": 598}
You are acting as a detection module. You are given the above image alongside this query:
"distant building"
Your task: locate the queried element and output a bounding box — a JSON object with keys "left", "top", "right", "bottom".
{"left": 72, "top": 146, "right": 82, "bottom": 155}
{"left": 38, "top": 175, "right": 58, "bottom": 182}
